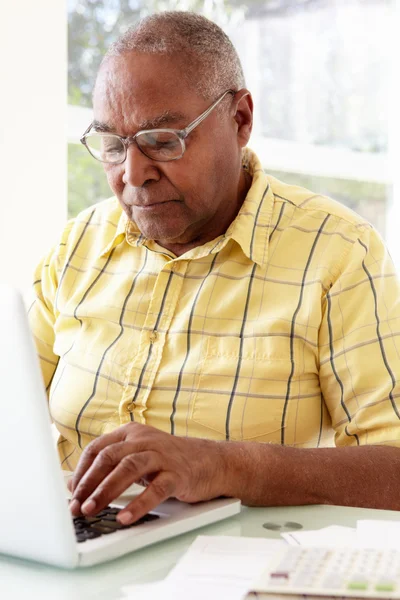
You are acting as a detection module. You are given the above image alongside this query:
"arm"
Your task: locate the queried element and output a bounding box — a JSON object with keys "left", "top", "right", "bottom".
{"left": 28, "top": 245, "right": 60, "bottom": 392}
{"left": 235, "top": 223, "right": 400, "bottom": 510}
{"left": 238, "top": 223, "right": 400, "bottom": 509}
{"left": 318, "top": 225, "right": 400, "bottom": 449}
{"left": 221, "top": 441, "right": 400, "bottom": 510}
{"left": 69, "top": 424, "right": 400, "bottom": 527}
{"left": 28, "top": 219, "right": 74, "bottom": 392}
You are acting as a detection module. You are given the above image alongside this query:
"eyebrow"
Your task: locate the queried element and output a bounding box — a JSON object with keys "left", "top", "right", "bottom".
{"left": 92, "top": 110, "right": 188, "bottom": 134}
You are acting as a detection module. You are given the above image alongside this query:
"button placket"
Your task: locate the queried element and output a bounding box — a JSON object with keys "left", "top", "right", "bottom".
{"left": 119, "top": 260, "right": 187, "bottom": 423}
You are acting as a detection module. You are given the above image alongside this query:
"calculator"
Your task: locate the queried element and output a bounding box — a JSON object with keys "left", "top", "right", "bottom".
{"left": 249, "top": 546, "right": 400, "bottom": 598}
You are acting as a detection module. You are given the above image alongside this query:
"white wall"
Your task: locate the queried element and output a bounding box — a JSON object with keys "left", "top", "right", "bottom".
{"left": 0, "top": 0, "right": 67, "bottom": 292}
{"left": 386, "top": 0, "right": 400, "bottom": 272}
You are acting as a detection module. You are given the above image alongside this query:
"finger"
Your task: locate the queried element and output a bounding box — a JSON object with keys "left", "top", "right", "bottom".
{"left": 70, "top": 427, "right": 131, "bottom": 495}
{"left": 71, "top": 440, "right": 138, "bottom": 512}
{"left": 79, "top": 450, "right": 162, "bottom": 516}
{"left": 117, "top": 472, "right": 176, "bottom": 525}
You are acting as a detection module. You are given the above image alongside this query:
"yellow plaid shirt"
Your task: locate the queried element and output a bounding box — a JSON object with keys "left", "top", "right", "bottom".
{"left": 29, "top": 149, "right": 400, "bottom": 470}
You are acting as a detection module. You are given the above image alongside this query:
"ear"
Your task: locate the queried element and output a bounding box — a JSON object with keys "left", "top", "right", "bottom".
{"left": 232, "top": 89, "right": 253, "bottom": 148}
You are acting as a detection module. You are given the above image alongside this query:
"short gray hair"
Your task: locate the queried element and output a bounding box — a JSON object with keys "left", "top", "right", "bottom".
{"left": 105, "top": 11, "right": 245, "bottom": 100}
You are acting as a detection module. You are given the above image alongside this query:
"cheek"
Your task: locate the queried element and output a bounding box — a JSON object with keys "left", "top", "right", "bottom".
{"left": 104, "top": 165, "right": 123, "bottom": 195}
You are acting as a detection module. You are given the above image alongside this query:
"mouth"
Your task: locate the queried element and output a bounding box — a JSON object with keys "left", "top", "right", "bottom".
{"left": 132, "top": 199, "right": 181, "bottom": 210}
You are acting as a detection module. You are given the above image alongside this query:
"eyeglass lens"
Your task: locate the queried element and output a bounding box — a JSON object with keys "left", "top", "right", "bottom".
{"left": 85, "top": 131, "right": 184, "bottom": 163}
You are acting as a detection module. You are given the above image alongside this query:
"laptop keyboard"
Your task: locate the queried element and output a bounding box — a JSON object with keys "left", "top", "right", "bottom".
{"left": 73, "top": 506, "right": 160, "bottom": 543}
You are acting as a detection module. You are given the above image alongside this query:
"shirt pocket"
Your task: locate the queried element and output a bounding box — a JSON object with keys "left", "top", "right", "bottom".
{"left": 190, "top": 335, "right": 293, "bottom": 441}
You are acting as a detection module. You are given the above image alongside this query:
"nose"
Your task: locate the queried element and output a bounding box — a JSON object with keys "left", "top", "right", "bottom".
{"left": 122, "top": 142, "right": 161, "bottom": 188}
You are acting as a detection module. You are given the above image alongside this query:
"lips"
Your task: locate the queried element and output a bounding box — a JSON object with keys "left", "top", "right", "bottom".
{"left": 133, "top": 199, "right": 181, "bottom": 208}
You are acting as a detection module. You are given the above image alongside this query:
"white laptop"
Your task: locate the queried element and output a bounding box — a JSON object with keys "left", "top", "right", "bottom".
{"left": 0, "top": 284, "right": 240, "bottom": 568}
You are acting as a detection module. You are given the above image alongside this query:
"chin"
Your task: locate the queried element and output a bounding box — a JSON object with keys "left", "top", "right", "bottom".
{"left": 132, "top": 210, "right": 186, "bottom": 242}
{"left": 143, "top": 227, "right": 185, "bottom": 244}
{"left": 134, "top": 219, "right": 182, "bottom": 242}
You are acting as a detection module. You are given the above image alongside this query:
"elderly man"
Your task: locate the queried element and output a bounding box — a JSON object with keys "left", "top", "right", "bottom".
{"left": 30, "top": 11, "right": 400, "bottom": 526}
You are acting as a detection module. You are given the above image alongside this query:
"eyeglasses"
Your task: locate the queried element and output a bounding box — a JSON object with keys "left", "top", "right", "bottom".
{"left": 80, "top": 89, "right": 235, "bottom": 165}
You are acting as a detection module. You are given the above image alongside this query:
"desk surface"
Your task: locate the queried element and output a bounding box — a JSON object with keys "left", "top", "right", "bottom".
{"left": 2, "top": 504, "right": 400, "bottom": 599}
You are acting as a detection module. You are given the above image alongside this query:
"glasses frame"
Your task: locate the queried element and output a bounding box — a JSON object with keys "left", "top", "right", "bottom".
{"left": 80, "top": 89, "right": 236, "bottom": 164}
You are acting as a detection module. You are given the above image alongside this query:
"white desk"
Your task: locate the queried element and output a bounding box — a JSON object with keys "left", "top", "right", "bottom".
{"left": 2, "top": 504, "right": 400, "bottom": 599}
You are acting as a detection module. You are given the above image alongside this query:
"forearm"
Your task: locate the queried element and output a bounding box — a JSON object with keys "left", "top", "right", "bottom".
{"left": 219, "top": 442, "right": 400, "bottom": 511}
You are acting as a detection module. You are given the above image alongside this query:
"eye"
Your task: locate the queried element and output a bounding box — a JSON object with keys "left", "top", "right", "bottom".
{"left": 137, "top": 131, "right": 182, "bottom": 158}
{"left": 84, "top": 133, "right": 125, "bottom": 163}
{"left": 102, "top": 136, "right": 123, "bottom": 153}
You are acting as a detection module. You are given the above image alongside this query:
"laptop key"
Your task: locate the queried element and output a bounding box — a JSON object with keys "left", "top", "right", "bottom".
{"left": 76, "top": 529, "right": 102, "bottom": 543}
{"left": 99, "top": 507, "right": 120, "bottom": 515}
{"left": 73, "top": 506, "right": 161, "bottom": 542}
{"left": 96, "top": 519, "right": 126, "bottom": 530}
{"left": 89, "top": 524, "right": 117, "bottom": 535}
{"left": 142, "top": 513, "right": 160, "bottom": 522}
{"left": 100, "top": 511, "right": 159, "bottom": 527}
{"left": 83, "top": 516, "right": 102, "bottom": 524}
{"left": 94, "top": 508, "right": 120, "bottom": 519}
{"left": 84, "top": 530, "right": 102, "bottom": 540}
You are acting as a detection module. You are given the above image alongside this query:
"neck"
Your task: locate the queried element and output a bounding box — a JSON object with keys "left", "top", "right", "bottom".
{"left": 155, "top": 168, "right": 252, "bottom": 257}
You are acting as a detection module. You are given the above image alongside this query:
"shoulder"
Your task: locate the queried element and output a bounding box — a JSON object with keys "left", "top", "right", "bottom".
{"left": 263, "top": 175, "right": 385, "bottom": 282}
{"left": 68, "top": 196, "right": 123, "bottom": 231}
{"left": 58, "top": 197, "right": 123, "bottom": 259}
{"left": 267, "top": 174, "right": 370, "bottom": 238}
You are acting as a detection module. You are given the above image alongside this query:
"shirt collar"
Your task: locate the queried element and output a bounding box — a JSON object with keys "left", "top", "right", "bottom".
{"left": 98, "top": 210, "right": 129, "bottom": 258}
{"left": 224, "top": 148, "right": 274, "bottom": 266}
{"left": 99, "top": 148, "right": 274, "bottom": 266}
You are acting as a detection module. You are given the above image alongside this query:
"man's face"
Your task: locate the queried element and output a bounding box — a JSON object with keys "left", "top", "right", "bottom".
{"left": 93, "top": 52, "right": 251, "bottom": 252}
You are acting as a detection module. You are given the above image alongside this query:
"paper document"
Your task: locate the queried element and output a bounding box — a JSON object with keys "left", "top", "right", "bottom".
{"left": 120, "top": 579, "right": 251, "bottom": 600}
{"left": 357, "top": 519, "right": 400, "bottom": 550}
{"left": 120, "top": 535, "right": 285, "bottom": 600}
{"left": 281, "top": 519, "right": 400, "bottom": 549}
{"left": 281, "top": 524, "right": 357, "bottom": 547}
{"left": 119, "top": 520, "right": 400, "bottom": 599}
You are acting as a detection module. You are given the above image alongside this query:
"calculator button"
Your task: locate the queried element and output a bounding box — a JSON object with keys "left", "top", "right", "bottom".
{"left": 322, "top": 576, "right": 343, "bottom": 589}
{"left": 375, "top": 581, "right": 396, "bottom": 592}
{"left": 269, "top": 573, "right": 289, "bottom": 586}
{"left": 347, "top": 580, "right": 369, "bottom": 591}
{"left": 292, "top": 573, "right": 315, "bottom": 587}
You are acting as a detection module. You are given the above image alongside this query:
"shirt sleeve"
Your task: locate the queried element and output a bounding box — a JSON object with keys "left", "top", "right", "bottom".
{"left": 27, "top": 222, "right": 73, "bottom": 395}
{"left": 319, "top": 224, "right": 400, "bottom": 448}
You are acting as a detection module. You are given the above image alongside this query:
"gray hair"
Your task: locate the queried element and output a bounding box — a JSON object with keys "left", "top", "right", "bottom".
{"left": 105, "top": 11, "right": 245, "bottom": 101}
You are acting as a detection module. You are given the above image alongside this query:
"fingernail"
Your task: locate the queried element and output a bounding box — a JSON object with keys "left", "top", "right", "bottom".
{"left": 81, "top": 498, "right": 96, "bottom": 514}
{"left": 69, "top": 499, "right": 80, "bottom": 514}
{"left": 117, "top": 511, "right": 133, "bottom": 525}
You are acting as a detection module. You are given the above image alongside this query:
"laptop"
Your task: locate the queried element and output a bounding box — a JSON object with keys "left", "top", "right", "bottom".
{"left": 0, "top": 284, "right": 240, "bottom": 568}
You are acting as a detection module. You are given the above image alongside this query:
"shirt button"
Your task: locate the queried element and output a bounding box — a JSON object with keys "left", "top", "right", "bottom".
{"left": 149, "top": 330, "right": 158, "bottom": 343}
{"left": 127, "top": 402, "right": 135, "bottom": 412}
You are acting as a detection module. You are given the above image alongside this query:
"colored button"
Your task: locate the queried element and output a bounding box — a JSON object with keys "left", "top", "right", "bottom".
{"left": 347, "top": 581, "right": 368, "bottom": 591}
{"left": 270, "top": 571, "right": 289, "bottom": 579}
{"left": 149, "top": 330, "right": 158, "bottom": 343}
{"left": 375, "top": 582, "right": 396, "bottom": 592}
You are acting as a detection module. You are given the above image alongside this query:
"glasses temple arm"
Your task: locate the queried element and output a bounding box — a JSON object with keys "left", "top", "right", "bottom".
{"left": 182, "top": 90, "right": 235, "bottom": 136}
{"left": 80, "top": 122, "right": 94, "bottom": 142}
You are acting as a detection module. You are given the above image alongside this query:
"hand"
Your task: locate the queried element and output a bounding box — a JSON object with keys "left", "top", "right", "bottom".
{"left": 68, "top": 423, "right": 229, "bottom": 525}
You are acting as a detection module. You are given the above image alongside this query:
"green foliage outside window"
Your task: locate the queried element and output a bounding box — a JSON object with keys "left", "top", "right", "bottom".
{"left": 68, "top": 144, "right": 110, "bottom": 218}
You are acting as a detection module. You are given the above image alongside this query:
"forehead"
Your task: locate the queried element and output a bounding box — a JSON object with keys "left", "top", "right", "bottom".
{"left": 93, "top": 52, "right": 202, "bottom": 133}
